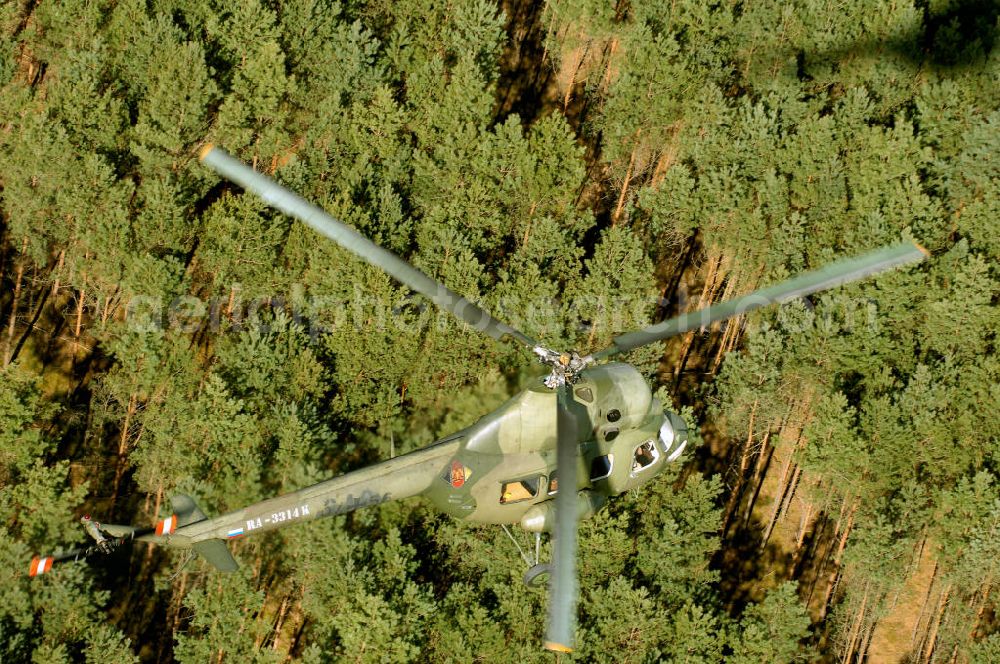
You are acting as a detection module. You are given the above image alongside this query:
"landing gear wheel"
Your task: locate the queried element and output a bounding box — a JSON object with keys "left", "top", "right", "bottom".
{"left": 523, "top": 563, "right": 552, "bottom": 588}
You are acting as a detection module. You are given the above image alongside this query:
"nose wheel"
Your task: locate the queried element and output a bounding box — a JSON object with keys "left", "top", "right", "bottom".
{"left": 501, "top": 526, "right": 552, "bottom": 588}
{"left": 523, "top": 562, "right": 552, "bottom": 588}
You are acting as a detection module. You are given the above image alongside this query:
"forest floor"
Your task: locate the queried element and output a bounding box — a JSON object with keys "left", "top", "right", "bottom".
{"left": 867, "top": 543, "right": 938, "bottom": 664}
{"left": 745, "top": 436, "right": 940, "bottom": 664}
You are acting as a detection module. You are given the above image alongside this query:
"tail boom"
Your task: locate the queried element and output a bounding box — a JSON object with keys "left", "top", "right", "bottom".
{"left": 176, "top": 437, "right": 460, "bottom": 545}
{"left": 28, "top": 438, "right": 460, "bottom": 576}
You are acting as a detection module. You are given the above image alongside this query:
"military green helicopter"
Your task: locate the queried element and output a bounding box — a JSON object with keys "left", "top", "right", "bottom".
{"left": 28, "top": 145, "right": 927, "bottom": 652}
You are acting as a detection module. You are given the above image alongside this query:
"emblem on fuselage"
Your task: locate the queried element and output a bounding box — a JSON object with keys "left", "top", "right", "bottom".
{"left": 445, "top": 459, "right": 473, "bottom": 488}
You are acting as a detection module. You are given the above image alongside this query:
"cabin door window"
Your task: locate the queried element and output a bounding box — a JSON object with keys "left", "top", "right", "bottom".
{"left": 500, "top": 477, "right": 540, "bottom": 504}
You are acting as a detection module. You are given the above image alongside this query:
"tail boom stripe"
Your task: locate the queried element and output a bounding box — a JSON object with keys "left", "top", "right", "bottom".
{"left": 29, "top": 556, "right": 53, "bottom": 576}
{"left": 155, "top": 515, "right": 177, "bottom": 536}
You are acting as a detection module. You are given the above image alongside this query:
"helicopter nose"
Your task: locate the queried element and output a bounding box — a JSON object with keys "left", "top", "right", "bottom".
{"left": 658, "top": 412, "right": 688, "bottom": 462}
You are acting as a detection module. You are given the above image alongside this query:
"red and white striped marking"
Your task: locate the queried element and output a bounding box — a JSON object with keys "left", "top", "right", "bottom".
{"left": 155, "top": 514, "right": 177, "bottom": 536}
{"left": 29, "top": 556, "right": 53, "bottom": 577}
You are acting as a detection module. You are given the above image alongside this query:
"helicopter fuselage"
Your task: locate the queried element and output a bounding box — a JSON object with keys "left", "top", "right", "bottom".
{"left": 111, "top": 362, "right": 687, "bottom": 551}
{"left": 423, "top": 362, "right": 688, "bottom": 530}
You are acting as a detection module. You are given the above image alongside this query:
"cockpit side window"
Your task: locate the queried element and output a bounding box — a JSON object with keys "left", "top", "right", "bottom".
{"left": 590, "top": 455, "right": 613, "bottom": 481}
{"left": 632, "top": 441, "right": 659, "bottom": 473}
{"left": 500, "top": 477, "right": 541, "bottom": 504}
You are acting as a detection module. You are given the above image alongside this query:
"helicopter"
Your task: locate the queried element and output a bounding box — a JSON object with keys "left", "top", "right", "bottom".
{"left": 28, "top": 144, "right": 928, "bottom": 652}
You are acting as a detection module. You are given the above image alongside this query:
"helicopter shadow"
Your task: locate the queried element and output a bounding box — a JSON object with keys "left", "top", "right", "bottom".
{"left": 745, "top": 0, "right": 999, "bottom": 80}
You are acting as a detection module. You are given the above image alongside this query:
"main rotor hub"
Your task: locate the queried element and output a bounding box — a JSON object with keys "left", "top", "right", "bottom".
{"left": 533, "top": 347, "right": 593, "bottom": 389}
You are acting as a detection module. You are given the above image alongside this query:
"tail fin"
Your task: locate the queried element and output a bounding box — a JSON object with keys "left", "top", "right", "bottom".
{"left": 172, "top": 494, "right": 239, "bottom": 572}
{"left": 171, "top": 493, "right": 206, "bottom": 526}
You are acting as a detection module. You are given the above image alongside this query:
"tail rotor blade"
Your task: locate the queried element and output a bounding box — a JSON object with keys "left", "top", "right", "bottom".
{"left": 199, "top": 146, "right": 537, "bottom": 349}
{"left": 27, "top": 539, "right": 127, "bottom": 576}
{"left": 593, "top": 241, "right": 928, "bottom": 359}
{"left": 545, "top": 385, "right": 579, "bottom": 652}
{"left": 28, "top": 524, "right": 154, "bottom": 577}
{"left": 28, "top": 549, "right": 87, "bottom": 576}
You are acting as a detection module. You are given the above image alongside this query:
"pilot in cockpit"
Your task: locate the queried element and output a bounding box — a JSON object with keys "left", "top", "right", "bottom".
{"left": 632, "top": 441, "right": 657, "bottom": 472}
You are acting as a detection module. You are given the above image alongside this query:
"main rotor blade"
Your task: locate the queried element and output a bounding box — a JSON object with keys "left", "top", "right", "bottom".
{"left": 592, "top": 241, "right": 927, "bottom": 359}
{"left": 199, "top": 146, "right": 537, "bottom": 349}
{"left": 545, "top": 384, "right": 579, "bottom": 653}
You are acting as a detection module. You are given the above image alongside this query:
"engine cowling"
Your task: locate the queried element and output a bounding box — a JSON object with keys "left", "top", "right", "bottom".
{"left": 520, "top": 491, "right": 606, "bottom": 532}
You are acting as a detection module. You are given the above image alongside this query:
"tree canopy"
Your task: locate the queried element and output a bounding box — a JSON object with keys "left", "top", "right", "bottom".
{"left": 0, "top": 0, "right": 997, "bottom": 661}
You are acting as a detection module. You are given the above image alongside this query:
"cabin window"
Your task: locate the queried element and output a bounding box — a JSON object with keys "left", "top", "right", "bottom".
{"left": 604, "top": 428, "right": 619, "bottom": 442}
{"left": 632, "top": 441, "right": 659, "bottom": 473}
{"left": 575, "top": 387, "right": 594, "bottom": 403}
{"left": 590, "top": 455, "right": 613, "bottom": 481}
{"left": 548, "top": 472, "right": 559, "bottom": 495}
{"left": 500, "top": 478, "right": 540, "bottom": 504}
{"left": 607, "top": 408, "right": 621, "bottom": 422}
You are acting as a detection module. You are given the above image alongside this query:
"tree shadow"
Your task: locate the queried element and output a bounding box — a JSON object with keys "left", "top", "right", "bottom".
{"left": 713, "top": 505, "right": 840, "bottom": 651}
{"left": 493, "top": 0, "right": 558, "bottom": 127}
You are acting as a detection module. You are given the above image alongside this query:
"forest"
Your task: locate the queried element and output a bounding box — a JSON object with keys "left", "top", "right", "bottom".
{"left": 0, "top": 0, "right": 998, "bottom": 661}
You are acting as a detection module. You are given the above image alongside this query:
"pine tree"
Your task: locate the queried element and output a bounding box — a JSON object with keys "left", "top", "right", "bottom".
{"left": 728, "top": 582, "right": 813, "bottom": 663}
{"left": 173, "top": 569, "right": 280, "bottom": 664}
